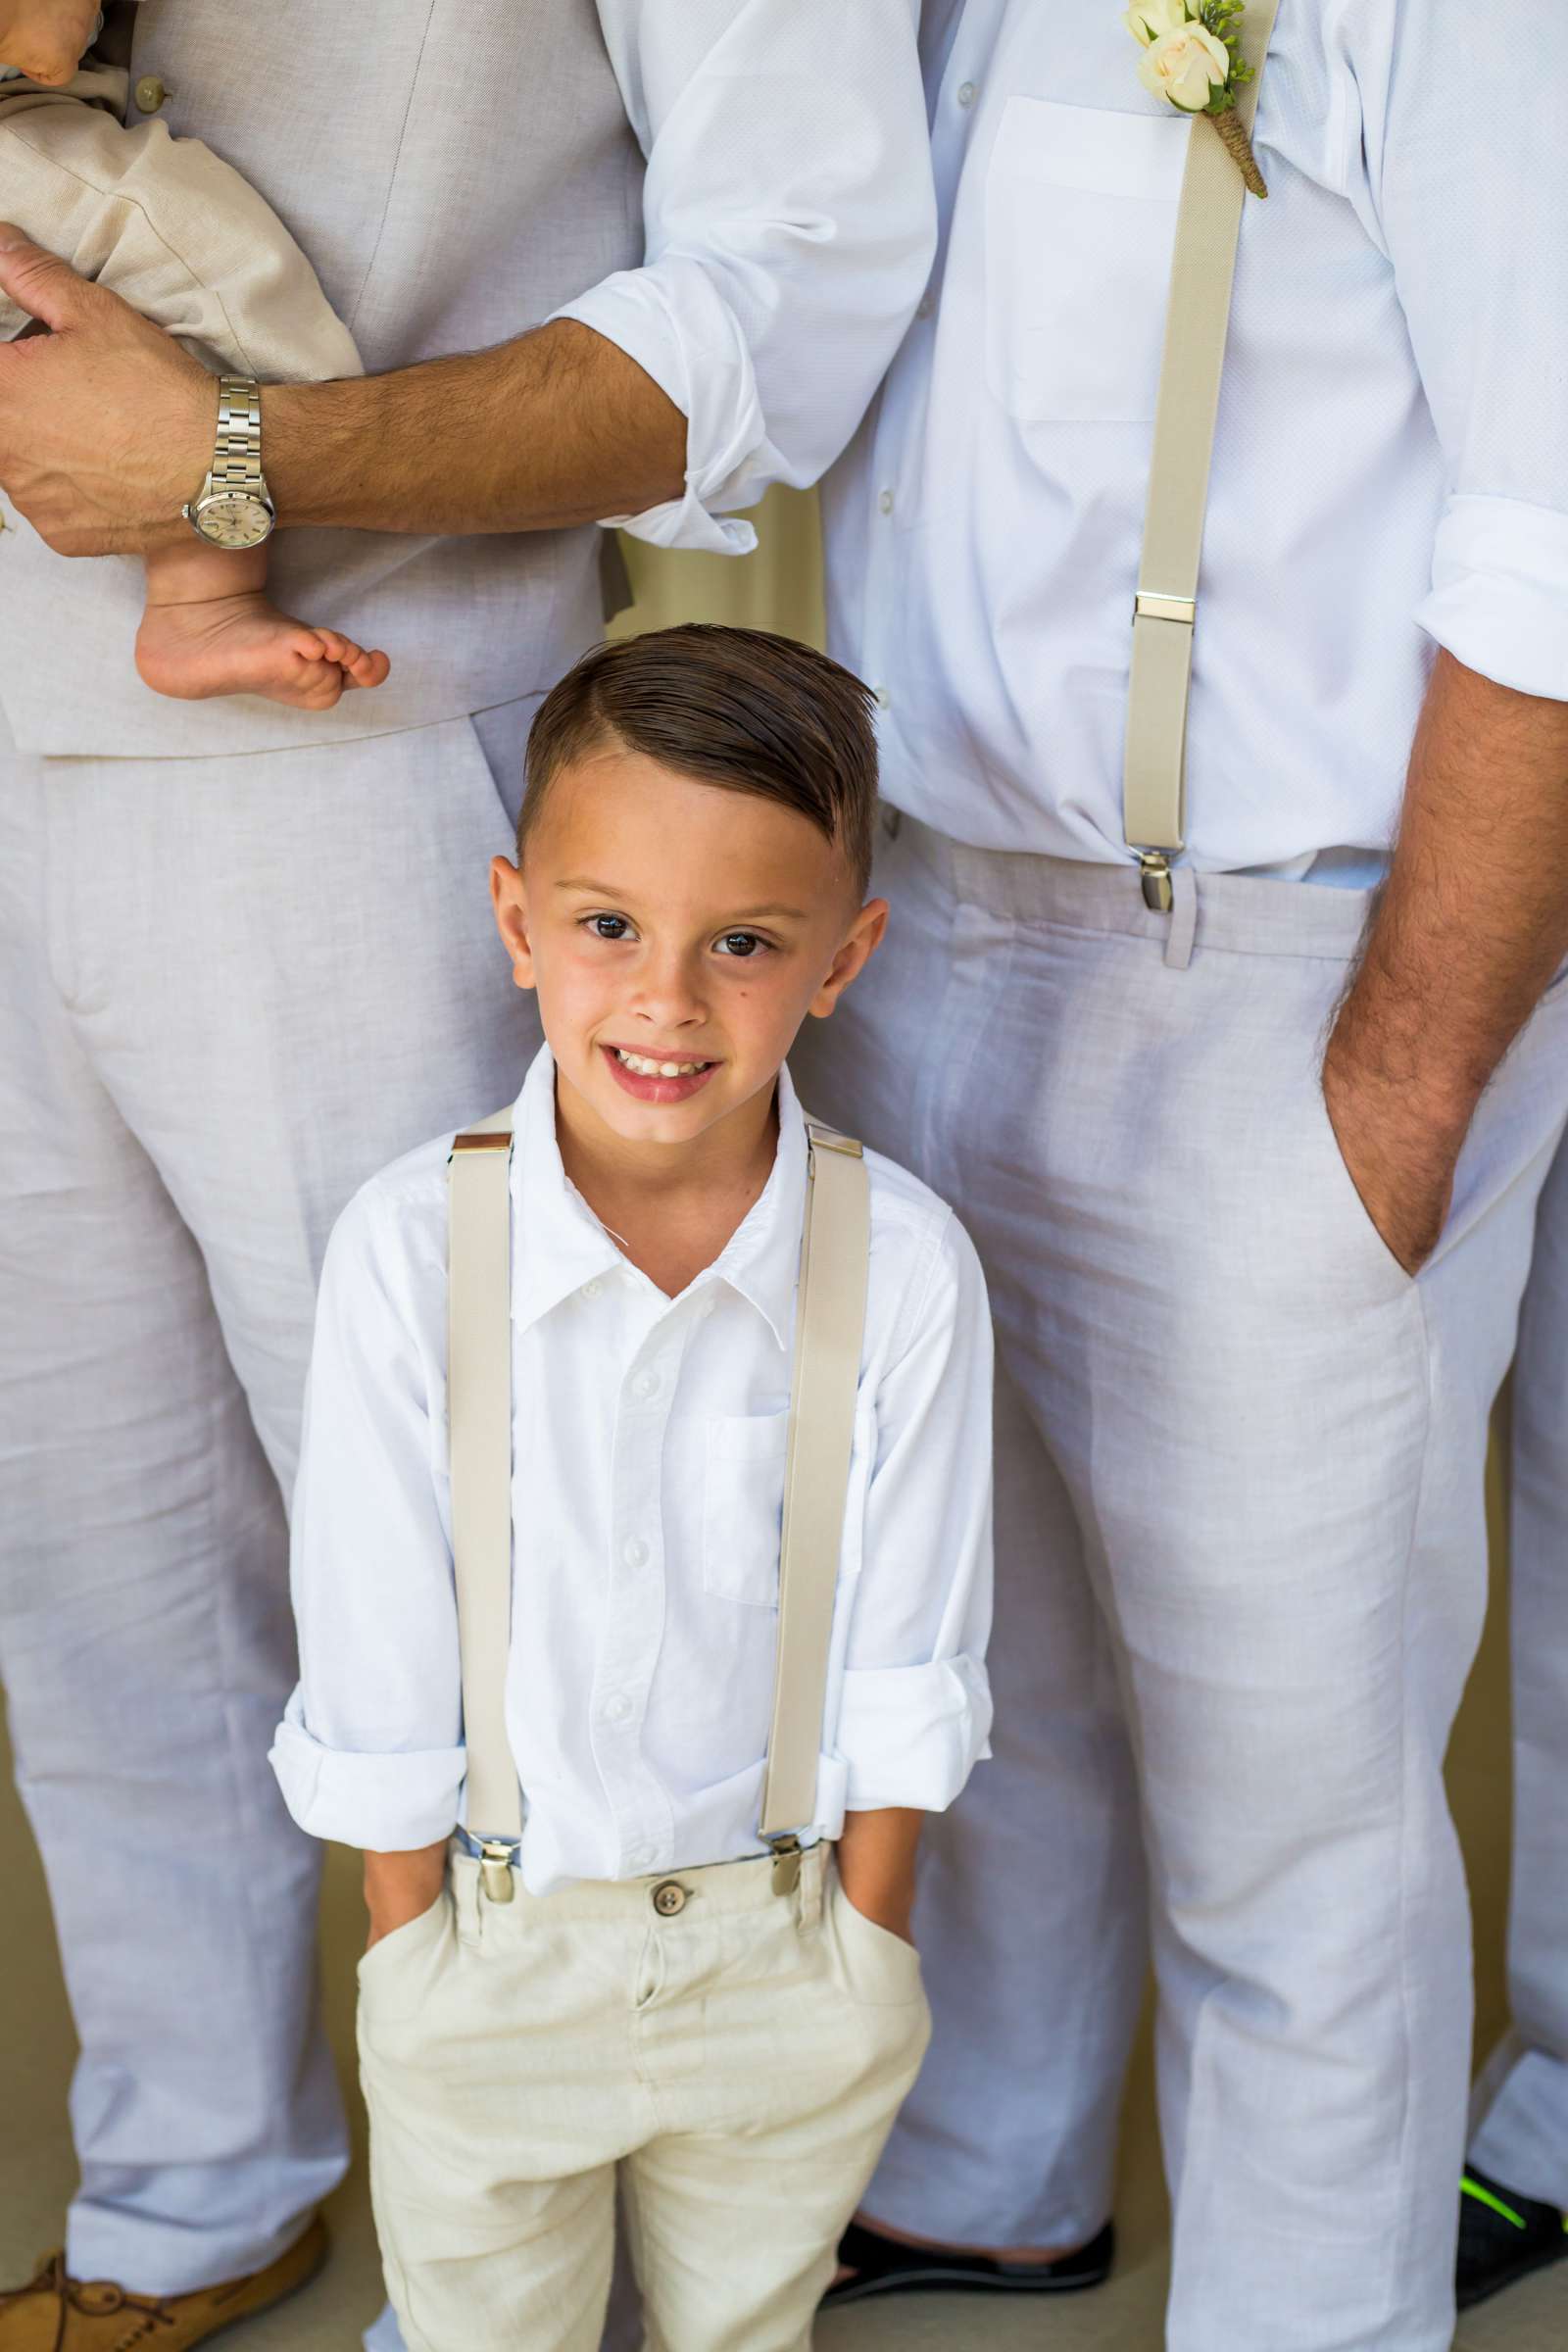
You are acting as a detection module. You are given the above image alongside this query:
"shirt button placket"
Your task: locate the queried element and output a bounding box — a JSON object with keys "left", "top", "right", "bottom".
{"left": 599, "top": 1327, "right": 680, "bottom": 1870}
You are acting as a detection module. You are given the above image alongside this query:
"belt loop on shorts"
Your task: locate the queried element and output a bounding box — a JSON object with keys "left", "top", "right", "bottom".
{"left": 797, "top": 1843, "right": 826, "bottom": 1933}
{"left": 1163, "top": 864, "right": 1199, "bottom": 971}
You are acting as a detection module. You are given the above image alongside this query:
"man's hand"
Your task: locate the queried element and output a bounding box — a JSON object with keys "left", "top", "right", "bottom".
{"left": 1321, "top": 649, "right": 1568, "bottom": 1278}
{"left": 0, "top": 1, "right": 96, "bottom": 83}
{"left": 0, "top": 228, "right": 214, "bottom": 554}
{"left": 837, "top": 1806, "right": 922, "bottom": 1946}
{"left": 1320, "top": 1040, "right": 1460, "bottom": 1277}
{"left": 363, "top": 1839, "right": 449, "bottom": 1952}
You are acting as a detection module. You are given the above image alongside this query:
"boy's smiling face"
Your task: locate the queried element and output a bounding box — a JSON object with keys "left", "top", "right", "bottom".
{"left": 490, "top": 742, "right": 886, "bottom": 1154}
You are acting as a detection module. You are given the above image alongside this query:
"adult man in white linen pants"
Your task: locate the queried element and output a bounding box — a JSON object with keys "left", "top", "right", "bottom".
{"left": 796, "top": 2, "right": 1568, "bottom": 2347}
{"left": 0, "top": 5, "right": 935, "bottom": 2347}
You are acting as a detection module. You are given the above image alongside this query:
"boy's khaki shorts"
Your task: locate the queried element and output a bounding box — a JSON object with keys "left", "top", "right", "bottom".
{"left": 358, "top": 1840, "right": 931, "bottom": 2352}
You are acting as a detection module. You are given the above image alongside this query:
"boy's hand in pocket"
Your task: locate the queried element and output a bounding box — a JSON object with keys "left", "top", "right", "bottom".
{"left": 837, "top": 1806, "right": 923, "bottom": 1946}
{"left": 364, "top": 1839, "right": 449, "bottom": 1950}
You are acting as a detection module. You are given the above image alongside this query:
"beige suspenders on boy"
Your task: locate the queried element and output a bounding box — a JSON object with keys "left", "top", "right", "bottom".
{"left": 1123, "top": 0, "right": 1280, "bottom": 911}
{"left": 447, "top": 1107, "right": 870, "bottom": 1903}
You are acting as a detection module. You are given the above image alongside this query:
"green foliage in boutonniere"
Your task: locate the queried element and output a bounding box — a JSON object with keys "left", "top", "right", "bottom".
{"left": 1126, "top": 0, "right": 1268, "bottom": 196}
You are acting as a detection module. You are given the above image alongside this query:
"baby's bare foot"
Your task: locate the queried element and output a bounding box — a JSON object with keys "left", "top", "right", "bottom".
{"left": 135, "top": 589, "right": 391, "bottom": 710}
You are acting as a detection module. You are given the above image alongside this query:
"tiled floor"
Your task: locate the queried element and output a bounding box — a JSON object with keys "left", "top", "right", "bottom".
{"left": 4, "top": 1460, "right": 1565, "bottom": 2349}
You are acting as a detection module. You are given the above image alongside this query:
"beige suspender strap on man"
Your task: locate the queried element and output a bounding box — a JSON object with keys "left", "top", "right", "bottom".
{"left": 1122, "top": 0, "right": 1280, "bottom": 910}
{"left": 446, "top": 1104, "right": 871, "bottom": 1904}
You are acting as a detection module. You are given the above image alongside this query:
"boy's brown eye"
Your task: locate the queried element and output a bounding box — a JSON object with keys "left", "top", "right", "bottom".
{"left": 587, "top": 914, "right": 631, "bottom": 941}
{"left": 716, "top": 931, "right": 763, "bottom": 958}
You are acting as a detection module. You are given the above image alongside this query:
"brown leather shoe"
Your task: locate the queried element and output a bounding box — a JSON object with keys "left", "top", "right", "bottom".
{"left": 0, "top": 2215, "right": 328, "bottom": 2349}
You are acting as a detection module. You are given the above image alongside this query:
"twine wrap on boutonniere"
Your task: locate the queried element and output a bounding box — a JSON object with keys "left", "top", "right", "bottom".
{"left": 1125, "top": 0, "right": 1268, "bottom": 196}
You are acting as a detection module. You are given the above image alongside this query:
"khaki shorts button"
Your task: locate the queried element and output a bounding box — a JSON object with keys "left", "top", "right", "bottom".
{"left": 134, "top": 74, "right": 169, "bottom": 111}
{"left": 651, "top": 1880, "right": 687, "bottom": 1917}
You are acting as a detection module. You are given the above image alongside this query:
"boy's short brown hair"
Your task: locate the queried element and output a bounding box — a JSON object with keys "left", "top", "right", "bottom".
{"left": 520, "top": 623, "right": 879, "bottom": 897}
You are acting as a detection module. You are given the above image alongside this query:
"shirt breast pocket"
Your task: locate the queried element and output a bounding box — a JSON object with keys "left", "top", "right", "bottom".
{"left": 702, "top": 1412, "right": 790, "bottom": 1608}
{"left": 985, "top": 97, "right": 1188, "bottom": 425}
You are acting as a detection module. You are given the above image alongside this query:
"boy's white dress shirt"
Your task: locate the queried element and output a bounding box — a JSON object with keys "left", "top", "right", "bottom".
{"left": 823, "top": 0, "right": 1568, "bottom": 875}
{"left": 271, "top": 1051, "right": 994, "bottom": 1895}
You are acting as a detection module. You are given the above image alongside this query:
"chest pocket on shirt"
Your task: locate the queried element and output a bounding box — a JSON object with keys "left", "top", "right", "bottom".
{"left": 985, "top": 97, "right": 1187, "bottom": 424}
{"left": 703, "top": 1412, "right": 790, "bottom": 1608}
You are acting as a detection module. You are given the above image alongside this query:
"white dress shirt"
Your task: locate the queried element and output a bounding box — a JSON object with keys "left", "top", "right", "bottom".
{"left": 271, "top": 1051, "right": 994, "bottom": 1896}
{"left": 821, "top": 0, "right": 1568, "bottom": 875}
{"left": 562, "top": 0, "right": 938, "bottom": 558}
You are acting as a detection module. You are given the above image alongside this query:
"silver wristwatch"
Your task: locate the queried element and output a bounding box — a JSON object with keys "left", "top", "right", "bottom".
{"left": 182, "top": 376, "right": 276, "bottom": 551}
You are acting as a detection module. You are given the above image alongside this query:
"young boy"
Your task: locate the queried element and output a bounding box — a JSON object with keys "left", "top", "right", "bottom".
{"left": 0, "top": 0, "right": 388, "bottom": 708}
{"left": 270, "top": 623, "right": 996, "bottom": 2352}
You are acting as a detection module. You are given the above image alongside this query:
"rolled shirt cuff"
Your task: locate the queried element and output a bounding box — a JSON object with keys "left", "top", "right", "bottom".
{"left": 833, "top": 1654, "right": 994, "bottom": 1816}
{"left": 550, "top": 262, "right": 768, "bottom": 556}
{"left": 1414, "top": 493, "right": 1568, "bottom": 702}
{"left": 270, "top": 1694, "right": 465, "bottom": 1851}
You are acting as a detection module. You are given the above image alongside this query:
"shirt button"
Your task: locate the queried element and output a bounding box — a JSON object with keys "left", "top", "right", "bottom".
{"left": 956, "top": 79, "right": 978, "bottom": 108}
{"left": 626, "top": 1843, "right": 656, "bottom": 1874}
{"left": 915, "top": 292, "right": 935, "bottom": 320}
{"left": 633, "top": 1368, "right": 660, "bottom": 1400}
{"left": 603, "top": 1693, "right": 633, "bottom": 1725}
{"left": 874, "top": 687, "right": 892, "bottom": 710}
{"left": 134, "top": 74, "right": 170, "bottom": 112}
{"left": 582, "top": 1278, "right": 603, "bottom": 1300}
{"left": 622, "top": 1536, "right": 649, "bottom": 1569}
{"left": 877, "top": 488, "right": 895, "bottom": 516}
{"left": 651, "top": 1881, "right": 688, "bottom": 1918}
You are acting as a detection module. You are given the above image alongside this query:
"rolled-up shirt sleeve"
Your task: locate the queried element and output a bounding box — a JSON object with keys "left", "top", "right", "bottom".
{"left": 834, "top": 1211, "right": 995, "bottom": 1814}
{"left": 555, "top": 0, "right": 937, "bottom": 554}
{"left": 1355, "top": 0, "right": 1568, "bottom": 698}
{"left": 269, "top": 1182, "right": 466, "bottom": 1852}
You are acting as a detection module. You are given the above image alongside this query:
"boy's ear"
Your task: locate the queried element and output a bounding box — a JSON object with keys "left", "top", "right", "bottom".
{"left": 808, "top": 897, "right": 889, "bottom": 1021}
{"left": 489, "top": 856, "right": 537, "bottom": 992}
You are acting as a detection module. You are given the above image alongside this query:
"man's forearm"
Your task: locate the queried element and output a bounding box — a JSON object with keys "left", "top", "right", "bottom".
{"left": 1325, "top": 649, "right": 1568, "bottom": 1264}
{"left": 264, "top": 320, "right": 686, "bottom": 537}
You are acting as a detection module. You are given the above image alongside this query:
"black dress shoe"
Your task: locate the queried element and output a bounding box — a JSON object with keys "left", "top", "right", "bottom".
{"left": 820, "top": 2216, "right": 1115, "bottom": 2307}
{"left": 1456, "top": 2166, "right": 1567, "bottom": 2310}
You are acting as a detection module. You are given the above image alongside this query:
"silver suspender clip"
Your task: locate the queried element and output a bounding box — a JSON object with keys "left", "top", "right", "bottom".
{"left": 766, "top": 1834, "right": 804, "bottom": 1896}
{"left": 1137, "top": 849, "right": 1175, "bottom": 913}
{"left": 477, "top": 1838, "right": 518, "bottom": 1904}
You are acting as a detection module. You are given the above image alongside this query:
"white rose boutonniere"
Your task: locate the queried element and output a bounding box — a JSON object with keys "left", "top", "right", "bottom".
{"left": 1125, "top": 0, "right": 1268, "bottom": 197}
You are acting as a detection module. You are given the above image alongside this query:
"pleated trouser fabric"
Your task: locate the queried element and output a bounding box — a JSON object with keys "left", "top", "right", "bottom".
{"left": 0, "top": 699, "right": 540, "bottom": 2294}
{"left": 1469, "top": 1127, "right": 1568, "bottom": 2209}
{"left": 792, "top": 805, "right": 1568, "bottom": 2352}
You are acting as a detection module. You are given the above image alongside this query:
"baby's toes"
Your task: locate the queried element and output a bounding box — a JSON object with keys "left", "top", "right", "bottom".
{"left": 345, "top": 646, "right": 391, "bottom": 691}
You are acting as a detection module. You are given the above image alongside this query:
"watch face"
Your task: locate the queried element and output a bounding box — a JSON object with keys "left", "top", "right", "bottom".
{"left": 194, "top": 493, "right": 272, "bottom": 551}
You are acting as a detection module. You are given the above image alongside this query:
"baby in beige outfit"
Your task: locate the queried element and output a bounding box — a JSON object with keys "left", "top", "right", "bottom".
{"left": 0, "top": 0, "right": 389, "bottom": 708}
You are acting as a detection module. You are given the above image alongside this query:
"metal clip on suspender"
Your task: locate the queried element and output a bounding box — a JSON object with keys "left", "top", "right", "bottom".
{"left": 446, "top": 1109, "right": 871, "bottom": 1905}
{"left": 1122, "top": 0, "right": 1279, "bottom": 911}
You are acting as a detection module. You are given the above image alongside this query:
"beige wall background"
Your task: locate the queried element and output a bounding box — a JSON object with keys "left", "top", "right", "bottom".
{"left": 0, "top": 497, "right": 1534, "bottom": 2349}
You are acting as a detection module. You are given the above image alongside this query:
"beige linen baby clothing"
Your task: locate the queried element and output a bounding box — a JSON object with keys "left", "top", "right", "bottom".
{"left": 0, "top": 55, "right": 358, "bottom": 380}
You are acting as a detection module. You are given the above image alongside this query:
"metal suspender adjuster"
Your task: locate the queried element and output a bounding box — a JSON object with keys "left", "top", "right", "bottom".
{"left": 477, "top": 1838, "right": 518, "bottom": 1903}
{"left": 1137, "top": 849, "right": 1175, "bottom": 913}
{"left": 766, "top": 1834, "right": 804, "bottom": 1896}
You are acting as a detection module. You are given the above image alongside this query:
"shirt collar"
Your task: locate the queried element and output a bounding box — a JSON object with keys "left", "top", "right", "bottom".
{"left": 508, "top": 1046, "right": 809, "bottom": 1348}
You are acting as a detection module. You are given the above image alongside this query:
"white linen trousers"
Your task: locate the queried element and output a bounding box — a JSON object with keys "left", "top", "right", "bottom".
{"left": 0, "top": 698, "right": 540, "bottom": 2294}
{"left": 1468, "top": 1128, "right": 1568, "bottom": 2209}
{"left": 792, "top": 807, "right": 1568, "bottom": 2352}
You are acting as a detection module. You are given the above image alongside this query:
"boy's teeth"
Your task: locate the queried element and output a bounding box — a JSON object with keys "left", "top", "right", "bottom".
{"left": 614, "top": 1049, "right": 708, "bottom": 1078}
